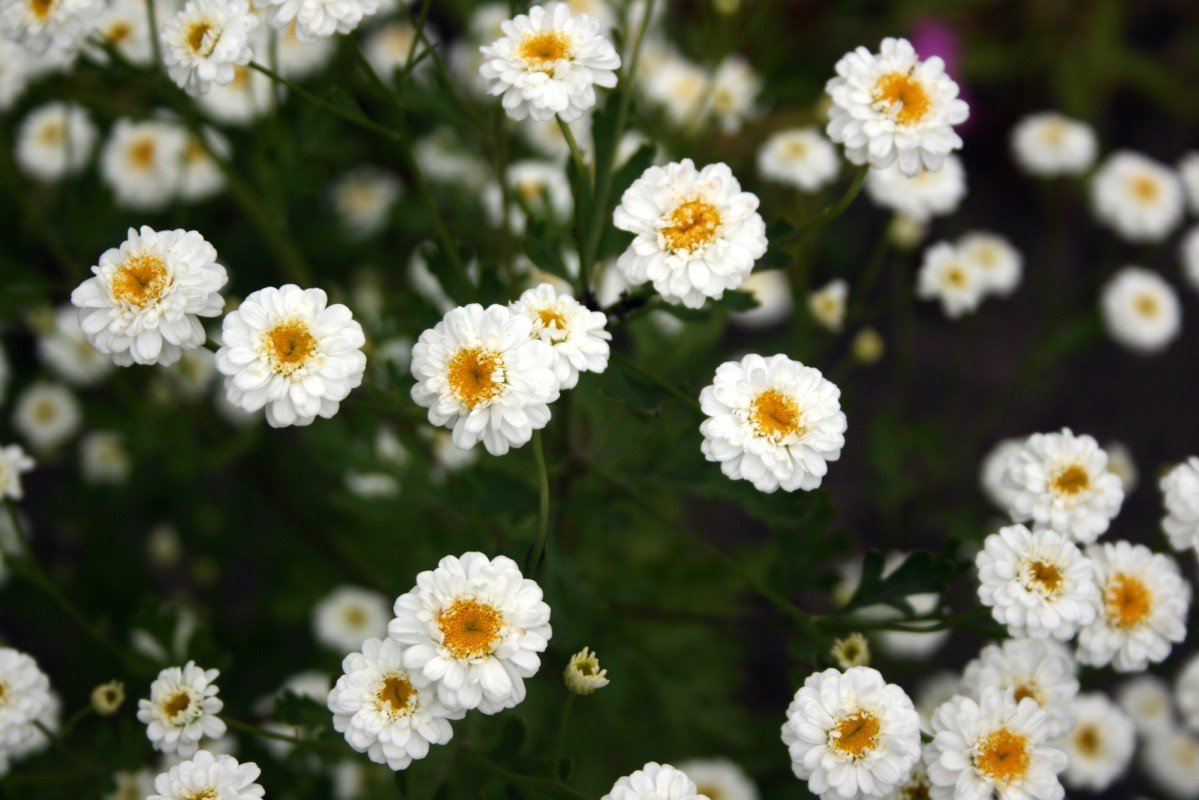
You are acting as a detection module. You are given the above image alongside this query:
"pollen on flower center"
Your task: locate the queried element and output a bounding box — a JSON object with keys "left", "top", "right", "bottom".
{"left": 111, "top": 255, "right": 169, "bottom": 307}
{"left": 182, "top": 789, "right": 217, "bottom": 800}
{"left": 1012, "top": 681, "right": 1041, "bottom": 704}
{"left": 1105, "top": 572, "right": 1153, "bottom": 629}
{"left": 829, "top": 710, "right": 881, "bottom": 759}
{"left": 376, "top": 673, "right": 417, "bottom": 716}
{"left": 1129, "top": 174, "right": 1160, "bottom": 203}
{"left": 263, "top": 320, "right": 318, "bottom": 376}
{"left": 1073, "top": 724, "right": 1101, "bottom": 757}
{"left": 437, "top": 598, "right": 505, "bottom": 660}
{"left": 975, "top": 727, "right": 1031, "bottom": 785}
{"left": 28, "top": 0, "right": 53, "bottom": 20}
{"left": 661, "top": 199, "right": 722, "bottom": 253}
{"left": 750, "top": 389, "right": 803, "bottom": 440}
{"left": 874, "top": 72, "right": 932, "bottom": 126}
{"left": 537, "top": 307, "right": 568, "bottom": 330}
{"left": 1023, "top": 558, "right": 1063, "bottom": 595}
{"left": 185, "top": 20, "right": 219, "bottom": 56}
{"left": 448, "top": 347, "right": 504, "bottom": 409}
{"left": 517, "top": 31, "right": 572, "bottom": 71}
{"left": 1051, "top": 464, "right": 1090, "bottom": 496}
{"left": 160, "top": 690, "right": 195, "bottom": 721}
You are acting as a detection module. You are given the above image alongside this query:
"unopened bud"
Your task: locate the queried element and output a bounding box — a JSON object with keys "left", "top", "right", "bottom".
{"left": 852, "top": 328, "right": 885, "bottom": 364}
{"left": 831, "top": 633, "right": 871, "bottom": 669}
{"left": 91, "top": 680, "right": 125, "bottom": 715}
{"left": 564, "top": 646, "right": 609, "bottom": 695}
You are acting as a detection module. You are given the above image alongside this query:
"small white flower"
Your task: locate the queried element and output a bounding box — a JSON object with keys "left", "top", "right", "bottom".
{"left": 781, "top": 666, "right": 922, "bottom": 800}
{"left": 137, "top": 662, "right": 227, "bottom": 757}
{"left": 410, "top": 303, "right": 559, "bottom": 456}
{"left": 958, "top": 232, "right": 1021, "bottom": 297}
{"left": 808, "top": 279, "right": 848, "bottom": 332}
{"left": 1118, "top": 674, "right": 1174, "bottom": 736}
{"left": 39, "top": 305, "right": 113, "bottom": 386}
{"left": 80, "top": 431, "right": 130, "bottom": 484}
{"left": 1010, "top": 113, "right": 1097, "bottom": 177}
{"left": 12, "top": 381, "right": 80, "bottom": 451}
{"left": 14, "top": 101, "right": 94, "bottom": 181}
{"left": 924, "top": 688, "right": 1067, "bottom": 800}
{"left": 1092, "top": 151, "right": 1185, "bottom": 243}
{"left": 975, "top": 524, "right": 1098, "bottom": 641}
{"left": 678, "top": 759, "right": 757, "bottom": 800}
{"left": 825, "top": 37, "right": 968, "bottom": 176}
{"left": 0, "top": 443, "right": 34, "bottom": 500}
{"left": 731, "top": 270, "right": 793, "bottom": 329}
{"left": 1077, "top": 540, "right": 1191, "bottom": 672}
{"left": 602, "top": 762, "right": 707, "bottom": 800}
{"left": 700, "top": 354, "right": 846, "bottom": 493}
{"left": 640, "top": 50, "right": 710, "bottom": 129}
{"left": 388, "top": 552, "right": 552, "bottom": 714}
{"left": 865, "top": 156, "right": 966, "bottom": 221}
{"left": 0, "top": 0, "right": 102, "bottom": 54}
{"left": 1059, "top": 693, "right": 1135, "bottom": 792}
{"left": 258, "top": 0, "right": 379, "bottom": 43}
{"left": 1003, "top": 428, "right": 1125, "bottom": 544}
{"left": 161, "top": 0, "right": 258, "bottom": 96}
{"left": 708, "top": 55, "right": 760, "bottom": 135}
{"left": 1142, "top": 727, "right": 1199, "bottom": 800}
{"left": 484, "top": 158, "right": 573, "bottom": 234}
{"left": 509, "top": 283, "right": 610, "bottom": 390}
{"left": 916, "top": 241, "right": 985, "bottom": 318}
{"left": 328, "top": 637, "right": 461, "bottom": 770}
{"left": 563, "top": 646, "right": 608, "bottom": 695}
{"left": 980, "top": 437, "right": 1025, "bottom": 511}
{"left": 960, "top": 638, "right": 1079, "bottom": 739}
{"left": 614, "top": 159, "right": 767, "bottom": 309}
{"left": 89, "top": 0, "right": 154, "bottom": 63}
{"left": 1101, "top": 266, "right": 1182, "bottom": 354}
{"left": 362, "top": 21, "right": 430, "bottom": 83}
{"left": 1176, "top": 653, "right": 1199, "bottom": 732}
{"left": 195, "top": 65, "right": 273, "bottom": 126}
{"left": 1161, "top": 456, "right": 1199, "bottom": 553}
{"left": 149, "top": 751, "right": 263, "bottom": 800}
{"left": 758, "top": 127, "right": 840, "bottom": 193}
{"left": 0, "top": 646, "right": 54, "bottom": 777}
{"left": 178, "top": 130, "right": 228, "bottom": 203}
{"left": 330, "top": 166, "right": 402, "bottom": 240}
{"left": 71, "top": 226, "right": 227, "bottom": 367}
{"left": 276, "top": 20, "right": 334, "bottom": 79}
{"left": 313, "top": 586, "right": 390, "bottom": 653}
{"left": 478, "top": 2, "right": 620, "bottom": 123}
{"left": 99, "top": 119, "right": 189, "bottom": 211}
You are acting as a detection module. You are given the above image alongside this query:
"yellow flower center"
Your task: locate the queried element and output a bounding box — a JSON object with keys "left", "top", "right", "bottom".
{"left": 750, "top": 389, "right": 802, "bottom": 440}
{"left": 111, "top": 255, "right": 169, "bottom": 307}
{"left": 0, "top": 683, "right": 7, "bottom": 707}
{"left": 662, "top": 199, "right": 722, "bottom": 253}
{"left": 106, "top": 20, "right": 132, "bottom": 42}
{"left": 1040, "top": 120, "right": 1067, "bottom": 145}
{"left": 185, "top": 20, "right": 219, "bottom": 56}
{"left": 1051, "top": 464, "right": 1089, "bottom": 496}
{"left": 537, "top": 308, "right": 568, "bottom": 329}
{"left": 695, "top": 784, "right": 722, "bottom": 800}
{"left": 1023, "top": 559, "right": 1063, "bottom": 596}
{"left": 874, "top": 72, "right": 932, "bottom": 126}
{"left": 127, "top": 136, "right": 157, "bottom": 170}
{"left": 829, "top": 710, "right": 881, "bottom": 759}
{"left": 1135, "top": 293, "right": 1160, "bottom": 318}
{"left": 182, "top": 790, "right": 217, "bottom": 800}
{"left": 785, "top": 139, "right": 809, "bottom": 159}
{"left": 342, "top": 605, "right": 368, "bottom": 628}
{"left": 1012, "top": 682, "right": 1040, "bottom": 704}
{"left": 942, "top": 266, "right": 968, "bottom": 288}
{"left": 376, "top": 673, "right": 417, "bottom": 716}
{"left": 1129, "top": 174, "right": 1160, "bottom": 203}
{"left": 1073, "top": 724, "right": 1102, "bottom": 757}
{"left": 160, "top": 689, "right": 195, "bottom": 721}
{"left": 263, "top": 320, "right": 318, "bottom": 376}
{"left": 437, "top": 598, "right": 504, "bottom": 660}
{"left": 448, "top": 347, "right": 504, "bottom": 409}
{"left": 33, "top": 399, "right": 57, "bottom": 423}
{"left": 517, "top": 31, "right": 572, "bottom": 71}
{"left": 975, "top": 727, "right": 1031, "bottom": 785}
{"left": 28, "top": 0, "right": 53, "bottom": 20}
{"left": 37, "top": 120, "right": 65, "bottom": 146}
{"left": 1105, "top": 572, "right": 1153, "bottom": 630}
{"left": 230, "top": 66, "right": 250, "bottom": 88}
{"left": 972, "top": 244, "right": 998, "bottom": 267}
{"left": 897, "top": 776, "right": 932, "bottom": 800}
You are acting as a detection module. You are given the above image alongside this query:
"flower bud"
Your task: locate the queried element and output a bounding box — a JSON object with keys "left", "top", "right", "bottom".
{"left": 564, "top": 646, "right": 609, "bottom": 695}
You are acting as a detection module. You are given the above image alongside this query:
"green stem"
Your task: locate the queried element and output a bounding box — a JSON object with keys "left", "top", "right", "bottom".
{"left": 551, "top": 693, "right": 576, "bottom": 779}
{"left": 777, "top": 164, "right": 869, "bottom": 247}
{"left": 458, "top": 748, "right": 588, "bottom": 800}
{"left": 527, "top": 431, "right": 551, "bottom": 574}
{"left": 610, "top": 350, "right": 702, "bottom": 413}
{"left": 250, "top": 60, "right": 402, "bottom": 143}
{"left": 219, "top": 716, "right": 336, "bottom": 750}
{"left": 145, "top": 0, "right": 161, "bottom": 67}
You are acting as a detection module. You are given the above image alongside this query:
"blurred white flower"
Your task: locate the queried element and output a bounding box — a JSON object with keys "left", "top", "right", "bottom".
{"left": 916, "top": 240, "right": 985, "bottom": 318}
{"left": 258, "top": 0, "right": 380, "bottom": 43}
{"left": 677, "top": 759, "right": 757, "bottom": 800}
{"left": 195, "top": 65, "right": 273, "bottom": 125}
{"left": 757, "top": 127, "right": 840, "bottom": 193}
{"left": 1118, "top": 674, "right": 1174, "bottom": 737}
{"left": 865, "top": 156, "right": 966, "bottom": 221}
{"left": 960, "top": 638, "right": 1079, "bottom": 738}
{"left": 13, "top": 381, "right": 80, "bottom": 451}
{"left": 708, "top": 55, "right": 760, "bottom": 135}
{"left": 314, "top": 586, "right": 390, "bottom": 653}
{"left": 330, "top": 166, "right": 402, "bottom": 239}
{"left": 1060, "top": 693, "right": 1135, "bottom": 792}
{"left": 958, "top": 232, "right": 1022, "bottom": 297}
{"left": 1092, "top": 151, "right": 1184, "bottom": 243}
{"left": 1161, "top": 456, "right": 1199, "bottom": 553}
{"left": 80, "top": 430, "right": 130, "bottom": 484}
{"left": 730, "top": 269, "right": 793, "bottom": 329}
{"left": 100, "top": 119, "right": 188, "bottom": 210}
{"left": 0, "top": 443, "right": 34, "bottom": 500}
{"left": 1101, "top": 266, "right": 1181, "bottom": 354}
{"left": 1142, "top": 727, "right": 1199, "bottom": 800}
{"left": 0, "top": 0, "right": 102, "bottom": 54}
{"left": 38, "top": 305, "right": 112, "bottom": 386}
{"left": 1010, "top": 112, "right": 1096, "bottom": 177}
{"left": 14, "top": 101, "right": 94, "bottom": 181}
{"left": 807, "top": 279, "right": 847, "bottom": 332}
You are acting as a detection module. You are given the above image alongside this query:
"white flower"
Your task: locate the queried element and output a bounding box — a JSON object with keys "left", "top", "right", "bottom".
{"left": 708, "top": 55, "right": 760, "bottom": 135}
{"left": 1003, "top": 429, "right": 1125, "bottom": 544}
{"left": 215, "top": 285, "right": 367, "bottom": 428}
{"left": 149, "top": 751, "right": 263, "bottom": 800}
{"left": 1105, "top": 440, "right": 1138, "bottom": 493}
{"left": 808, "top": 279, "right": 848, "bottom": 332}
{"left": 825, "top": 37, "right": 968, "bottom": 176}
{"left": 613, "top": 159, "right": 767, "bottom": 309}
{"left": 1177, "top": 654, "right": 1199, "bottom": 732}
{"left": 38, "top": 305, "right": 112, "bottom": 385}
{"left": 781, "top": 666, "right": 921, "bottom": 800}
{"left": 258, "top": 0, "right": 379, "bottom": 43}
{"left": 362, "top": 21, "right": 429, "bottom": 83}
{"left": 1091, "top": 151, "right": 1185, "bottom": 243}
{"left": 975, "top": 524, "right": 1098, "bottom": 641}
{"left": 478, "top": 2, "right": 620, "bottom": 123}
{"left": 330, "top": 166, "right": 402, "bottom": 240}
{"left": 1076, "top": 541, "right": 1191, "bottom": 672}
{"left": 71, "top": 226, "right": 227, "bottom": 367}
{"left": 484, "top": 158, "right": 573, "bottom": 234}
{"left": 137, "top": 662, "right": 226, "bottom": 757}
{"left": 641, "top": 50, "right": 710, "bottom": 128}
{"left": 80, "top": 431, "right": 130, "bottom": 484}
{"left": 678, "top": 759, "right": 757, "bottom": 800}
{"left": 328, "top": 637, "right": 461, "bottom": 770}
{"left": 15, "top": 101, "right": 95, "bottom": 181}
{"left": 916, "top": 241, "right": 986, "bottom": 318}
{"left": 865, "top": 156, "right": 966, "bottom": 221}
{"left": 1101, "top": 266, "right": 1181, "bottom": 354}
{"left": 99, "top": 119, "right": 189, "bottom": 211}
{"left": 410, "top": 303, "right": 559, "bottom": 456}
{"left": 89, "top": 0, "right": 154, "bottom": 63}
{"left": 700, "top": 354, "right": 846, "bottom": 493}
{"left": 602, "top": 762, "right": 706, "bottom": 800}
{"left": 1059, "top": 692, "right": 1134, "bottom": 792}
{"left": 1118, "top": 674, "right": 1174, "bottom": 736}
{"left": 1142, "top": 727, "right": 1199, "bottom": 800}
{"left": 563, "top": 646, "right": 608, "bottom": 695}
{"left": 12, "top": 381, "right": 80, "bottom": 451}
{"left": 1161, "top": 456, "right": 1199, "bottom": 552}
{"left": 758, "top": 127, "right": 840, "bottom": 193}
{"left": 0, "top": 444, "right": 34, "bottom": 500}
{"left": 345, "top": 471, "right": 398, "bottom": 499}
{"left": 731, "top": 270, "right": 793, "bottom": 329}
{"left": 1010, "top": 113, "right": 1097, "bottom": 177}
{"left": 195, "top": 65, "right": 273, "bottom": 125}
{"left": 0, "top": 647, "right": 54, "bottom": 777}
{"left": 107, "top": 769, "right": 156, "bottom": 800}
{"left": 313, "top": 586, "right": 390, "bottom": 653}
{"left": 277, "top": 20, "right": 334, "bottom": 78}
{"left": 980, "top": 437, "right": 1025, "bottom": 511}
{"left": 960, "top": 638, "right": 1079, "bottom": 739}
{"left": 178, "top": 130, "right": 227, "bottom": 203}
{"left": 509, "top": 283, "right": 609, "bottom": 390}
{"left": 161, "top": 0, "right": 258, "bottom": 96}
{"left": 388, "top": 552, "right": 552, "bottom": 714}
{"left": 0, "top": 0, "right": 102, "bottom": 54}
{"left": 924, "top": 688, "right": 1067, "bottom": 800}
{"left": 958, "top": 232, "right": 1021, "bottom": 297}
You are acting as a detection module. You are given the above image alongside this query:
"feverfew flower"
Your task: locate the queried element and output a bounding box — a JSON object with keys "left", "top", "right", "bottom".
{"left": 178, "top": 130, "right": 227, "bottom": 203}
{"left": 137, "top": 662, "right": 227, "bottom": 757}
{"left": 478, "top": 2, "right": 620, "bottom": 123}
{"left": 15, "top": 101, "right": 95, "bottom": 181}
{"left": 923, "top": 688, "right": 1066, "bottom": 800}
{"left": 1003, "top": 429, "right": 1125, "bottom": 544}
{"left": 148, "top": 751, "right": 263, "bottom": 800}
{"left": 960, "top": 638, "right": 1079, "bottom": 738}
{"left": 1060, "top": 693, "right": 1135, "bottom": 792}
{"left": 99, "top": 119, "right": 188, "bottom": 211}
{"left": 1143, "top": 727, "right": 1199, "bottom": 799}
{"left": 1118, "top": 674, "right": 1174, "bottom": 736}
{"left": 958, "top": 232, "right": 1022, "bottom": 297}
{"left": 678, "top": 759, "right": 757, "bottom": 800}
{"left": 1100, "top": 267, "right": 1182, "bottom": 354}
{"left": 1092, "top": 151, "right": 1185, "bottom": 243}
{"left": 1161, "top": 456, "right": 1199, "bottom": 552}
{"left": 388, "top": 552, "right": 552, "bottom": 714}
{"left": 781, "top": 666, "right": 921, "bottom": 800}
{"left": 731, "top": 270, "right": 793, "bottom": 329}
{"left": 564, "top": 646, "right": 608, "bottom": 695}
{"left": 1010, "top": 113, "right": 1097, "bottom": 177}
{"left": 602, "top": 762, "right": 707, "bottom": 800}
{"left": 980, "top": 437, "right": 1024, "bottom": 511}
{"left": 613, "top": 159, "right": 767, "bottom": 309}
{"left": 1076, "top": 541, "right": 1191, "bottom": 672}
{"left": 808, "top": 279, "right": 848, "bottom": 332}
{"left": 71, "top": 226, "right": 228, "bottom": 367}
{"left": 314, "top": 586, "right": 390, "bottom": 653}
{"left": 328, "top": 637, "right": 461, "bottom": 770}
{"left": 1177, "top": 654, "right": 1199, "bottom": 732}
{"left": 90, "top": 0, "right": 154, "bottom": 63}
{"left": 708, "top": 55, "right": 760, "bottom": 135}
{"left": 700, "top": 354, "right": 846, "bottom": 493}
{"left": 509, "top": 283, "right": 610, "bottom": 390}
{"left": 758, "top": 127, "right": 840, "bottom": 192}
{"left": 916, "top": 241, "right": 985, "bottom": 318}
{"left": 12, "top": 381, "right": 80, "bottom": 451}
{"left": 215, "top": 285, "right": 367, "bottom": 427}
{"left": 330, "top": 166, "right": 402, "bottom": 240}
{"left": 0, "top": 444, "right": 33, "bottom": 500}
{"left": 258, "top": 0, "right": 380, "bottom": 44}
{"left": 825, "top": 37, "right": 968, "bottom": 176}
{"left": 409, "top": 304, "right": 559, "bottom": 456}
{"left": 38, "top": 305, "right": 112, "bottom": 385}
{"left": 80, "top": 431, "right": 130, "bottom": 484}
{"left": 484, "top": 158, "right": 572, "bottom": 234}
{"left": 0, "top": 0, "right": 102, "bottom": 54}
{"left": 161, "top": 0, "right": 258, "bottom": 96}
{"left": 0, "top": 647, "right": 53, "bottom": 777}
{"left": 865, "top": 156, "right": 966, "bottom": 221}
{"left": 975, "top": 524, "right": 1098, "bottom": 641}
{"left": 276, "top": 20, "right": 334, "bottom": 79}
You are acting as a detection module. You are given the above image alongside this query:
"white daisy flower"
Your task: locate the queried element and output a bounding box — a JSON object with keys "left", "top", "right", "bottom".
{"left": 641, "top": 50, "right": 710, "bottom": 129}
{"left": 161, "top": 0, "right": 258, "bottom": 96}
{"left": 1176, "top": 654, "right": 1199, "bottom": 732}
{"left": 330, "top": 166, "right": 402, "bottom": 240}
{"left": 0, "top": 0, "right": 102, "bottom": 54}
{"left": 14, "top": 101, "right": 95, "bottom": 181}
{"left": 865, "top": 156, "right": 966, "bottom": 222}
{"left": 0, "top": 647, "right": 54, "bottom": 777}
{"left": 781, "top": 666, "right": 922, "bottom": 800}
{"left": 195, "top": 65, "right": 273, "bottom": 125}
{"left": 89, "top": 0, "right": 154, "bottom": 63}
{"left": 484, "top": 158, "right": 573, "bottom": 235}
{"left": 1077, "top": 541, "right": 1191, "bottom": 672}
{"left": 1059, "top": 692, "right": 1135, "bottom": 792}
{"left": 916, "top": 241, "right": 985, "bottom": 318}
{"left": 825, "top": 37, "right": 968, "bottom": 176}
{"left": 38, "top": 305, "right": 113, "bottom": 386}
{"left": 563, "top": 646, "right": 608, "bottom": 695}
{"left": 980, "top": 437, "right": 1025, "bottom": 511}
{"left": 107, "top": 769, "right": 156, "bottom": 800}
{"left": 808, "top": 279, "right": 848, "bottom": 332}
{"left": 13, "top": 381, "right": 80, "bottom": 451}
{"left": 1161, "top": 456, "right": 1199, "bottom": 552}
{"left": 678, "top": 758, "right": 757, "bottom": 800}
{"left": 361, "top": 20, "right": 429, "bottom": 83}
{"left": 137, "top": 662, "right": 227, "bottom": 757}
{"left": 730, "top": 270, "right": 794, "bottom": 329}
{"left": 80, "top": 431, "right": 130, "bottom": 484}
{"left": 409, "top": 303, "right": 559, "bottom": 456}
{"left": 99, "top": 119, "right": 188, "bottom": 211}
{"left": 960, "top": 638, "right": 1079, "bottom": 739}
{"left": 276, "top": 20, "right": 334, "bottom": 79}
{"left": 328, "top": 637, "right": 461, "bottom": 771}
{"left": 757, "top": 127, "right": 840, "bottom": 193}
{"left": 708, "top": 55, "right": 760, "bottom": 135}
{"left": 0, "top": 443, "right": 34, "bottom": 501}
{"left": 71, "top": 226, "right": 227, "bottom": 368}
{"left": 1091, "top": 151, "right": 1185, "bottom": 243}
{"left": 975, "top": 524, "right": 1098, "bottom": 641}
{"left": 1010, "top": 113, "right": 1097, "bottom": 177}
{"left": 1102, "top": 266, "right": 1182, "bottom": 354}
{"left": 1003, "top": 428, "right": 1125, "bottom": 544}
{"left": 509, "top": 283, "right": 610, "bottom": 390}
{"left": 258, "top": 0, "right": 379, "bottom": 43}
{"left": 178, "top": 130, "right": 228, "bottom": 203}
{"left": 700, "top": 354, "right": 846, "bottom": 493}
{"left": 613, "top": 159, "right": 768, "bottom": 309}
{"left": 924, "top": 688, "right": 1066, "bottom": 800}
{"left": 159, "top": 732, "right": 238, "bottom": 770}
{"left": 602, "top": 762, "right": 706, "bottom": 800}
{"left": 478, "top": 2, "right": 620, "bottom": 123}
{"left": 1118, "top": 674, "right": 1174, "bottom": 736}
{"left": 148, "top": 751, "right": 263, "bottom": 800}
{"left": 958, "top": 232, "right": 1022, "bottom": 297}
{"left": 1143, "top": 727, "right": 1199, "bottom": 800}
{"left": 388, "top": 552, "right": 552, "bottom": 715}
{"left": 215, "top": 284, "right": 367, "bottom": 428}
